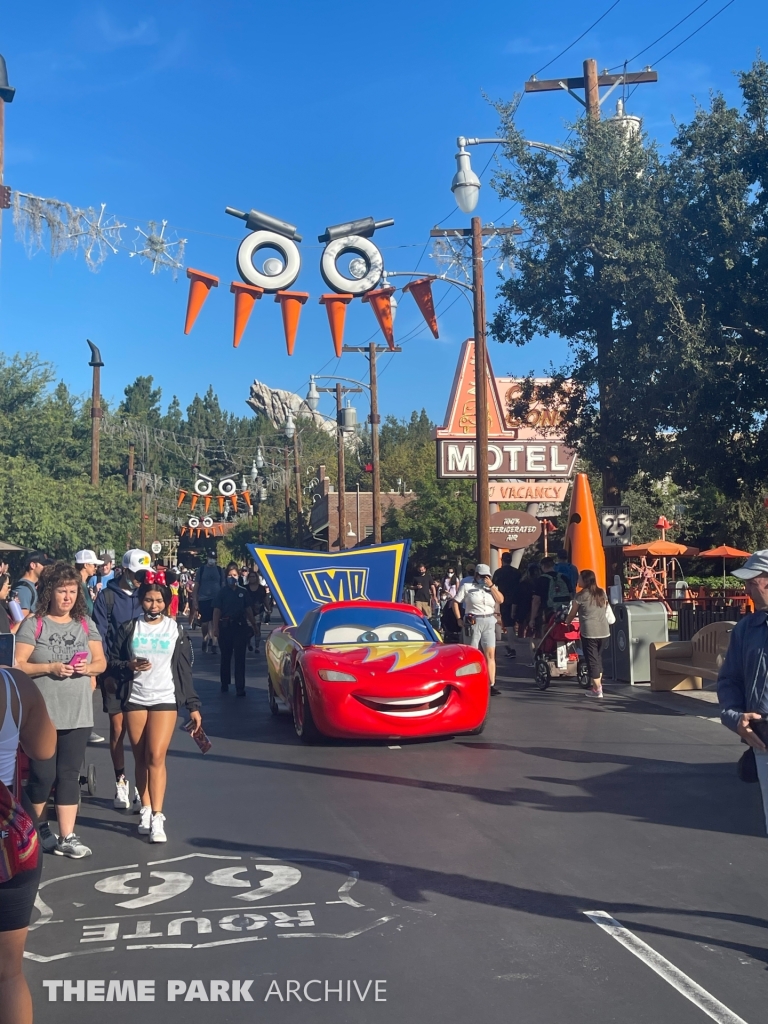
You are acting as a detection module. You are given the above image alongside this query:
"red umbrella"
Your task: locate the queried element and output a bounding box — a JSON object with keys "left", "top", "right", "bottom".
{"left": 699, "top": 544, "right": 751, "bottom": 584}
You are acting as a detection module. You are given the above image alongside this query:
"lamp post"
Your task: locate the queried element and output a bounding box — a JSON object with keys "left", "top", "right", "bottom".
{"left": 0, "top": 55, "right": 15, "bottom": 223}
{"left": 307, "top": 378, "right": 362, "bottom": 550}
{"left": 283, "top": 411, "right": 304, "bottom": 546}
{"left": 87, "top": 340, "right": 104, "bottom": 487}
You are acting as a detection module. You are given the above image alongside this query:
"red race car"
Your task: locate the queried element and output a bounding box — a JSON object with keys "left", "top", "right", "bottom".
{"left": 265, "top": 601, "right": 489, "bottom": 742}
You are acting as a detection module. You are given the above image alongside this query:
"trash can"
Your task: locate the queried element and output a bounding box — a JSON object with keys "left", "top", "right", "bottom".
{"left": 611, "top": 601, "right": 668, "bottom": 684}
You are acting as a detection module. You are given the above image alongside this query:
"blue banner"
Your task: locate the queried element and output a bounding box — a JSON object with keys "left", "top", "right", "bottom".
{"left": 247, "top": 541, "right": 412, "bottom": 626}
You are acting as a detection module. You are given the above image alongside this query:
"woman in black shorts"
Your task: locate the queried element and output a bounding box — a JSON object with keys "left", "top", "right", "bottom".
{"left": 565, "top": 568, "right": 611, "bottom": 699}
{"left": 109, "top": 577, "right": 202, "bottom": 844}
{"left": 0, "top": 667, "right": 55, "bottom": 1024}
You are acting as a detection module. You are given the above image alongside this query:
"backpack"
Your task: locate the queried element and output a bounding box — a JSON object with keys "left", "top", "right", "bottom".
{"left": 546, "top": 572, "right": 572, "bottom": 610}
{"left": 11, "top": 578, "right": 36, "bottom": 609}
{"left": 34, "top": 616, "right": 89, "bottom": 641}
{"left": 0, "top": 671, "right": 39, "bottom": 882}
{"left": 198, "top": 564, "right": 224, "bottom": 590}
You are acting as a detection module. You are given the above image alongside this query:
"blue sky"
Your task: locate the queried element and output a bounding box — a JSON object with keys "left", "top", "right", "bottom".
{"left": 0, "top": 0, "right": 764, "bottom": 429}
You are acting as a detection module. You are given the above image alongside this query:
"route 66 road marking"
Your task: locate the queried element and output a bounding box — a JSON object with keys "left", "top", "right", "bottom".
{"left": 25, "top": 853, "right": 398, "bottom": 963}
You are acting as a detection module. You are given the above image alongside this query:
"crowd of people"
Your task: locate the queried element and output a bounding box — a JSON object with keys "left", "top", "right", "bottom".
{"left": 412, "top": 550, "right": 611, "bottom": 698}
{"left": 0, "top": 542, "right": 278, "bottom": 1024}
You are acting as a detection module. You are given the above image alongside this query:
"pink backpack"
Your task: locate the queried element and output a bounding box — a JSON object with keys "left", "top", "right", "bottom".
{"left": 34, "top": 617, "right": 89, "bottom": 641}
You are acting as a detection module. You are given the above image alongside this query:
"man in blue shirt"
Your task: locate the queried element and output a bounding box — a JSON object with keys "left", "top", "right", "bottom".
{"left": 556, "top": 550, "right": 579, "bottom": 592}
{"left": 11, "top": 551, "right": 52, "bottom": 619}
{"left": 717, "top": 549, "right": 768, "bottom": 834}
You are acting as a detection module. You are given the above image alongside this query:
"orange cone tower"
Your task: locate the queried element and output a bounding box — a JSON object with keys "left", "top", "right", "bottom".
{"left": 275, "top": 291, "right": 309, "bottom": 356}
{"left": 231, "top": 282, "right": 264, "bottom": 348}
{"left": 362, "top": 287, "right": 396, "bottom": 349}
{"left": 565, "top": 472, "right": 606, "bottom": 589}
{"left": 402, "top": 277, "right": 439, "bottom": 338}
{"left": 184, "top": 269, "right": 219, "bottom": 334}
{"left": 319, "top": 294, "right": 353, "bottom": 357}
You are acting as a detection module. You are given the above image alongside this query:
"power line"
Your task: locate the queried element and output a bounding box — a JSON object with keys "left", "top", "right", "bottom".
{"left": 608, "top": 0, "right": 711, "bottom": 71}
{"left": 652, "top": 0, "right": 737, "bottom": 65}
{"left": 530, "top": 0, "right": 623, "bottom": 79}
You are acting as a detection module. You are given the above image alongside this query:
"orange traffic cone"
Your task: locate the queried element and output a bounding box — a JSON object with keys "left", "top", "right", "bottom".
{"left": 230, "top": 282, "right": 264, "bottom": 348}
{"left": 275, "top": 291, "right": 309, "bottom": 356}
{"left": 403, "top": 277, "right": 439, "bottom": 339}
{"left": 242, "top": 490, "right": 251, "bottom": 508}
{"left": 190, "top": 495, "right": 199, "bottom": 512}
{"left": 319, "top": 294, "right": 353, "bottom": 357}
{"left": 204, "top": 495, "right": 211, "bottom": 515}
{"left": 231, "top": 494, "right": 238, "bottom": 513}
{"left": 176, "top": 490, "right": 187, "bottom": 508}
{"left": 362, "top": 287, "right": 396, "bottom": 349}
{"left": 565, "top": 472, "right": 606, "bottom": 590}
{"left": 217, "top": 496, "right": 225, "bottom": 515}
{"left": 184, "top": 269, "right": 219, "bottom": 335}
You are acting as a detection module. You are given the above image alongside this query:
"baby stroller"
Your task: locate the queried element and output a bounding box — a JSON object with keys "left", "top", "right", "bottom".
{"left": 533, "top": 609, "right": 590, "bottom": 691}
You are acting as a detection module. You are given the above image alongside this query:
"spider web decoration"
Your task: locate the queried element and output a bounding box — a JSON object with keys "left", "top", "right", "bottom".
{"left": 129, "top": 220, "right": 186, "bottom": 277}
{"left": 68, "top": 203, "right": 126, "bottom": 270}
{"left": 13, "top": 191, "right": 78, "bottom": 259}
{"left": 429, "top": 226, "right": 512, "bottom": 284}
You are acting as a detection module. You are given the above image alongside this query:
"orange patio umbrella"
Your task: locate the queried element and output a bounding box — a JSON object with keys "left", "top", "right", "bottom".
{"left": 623, "top": 540, "right": 700, "bottom": 558}
{"left": 699, "top": 544, "right": 751, "bottom": 584}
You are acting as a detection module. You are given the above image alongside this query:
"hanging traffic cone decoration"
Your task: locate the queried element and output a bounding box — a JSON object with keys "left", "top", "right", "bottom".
{"left": 176, "top": 490, "right": 187, "bottom": 508}
{"left": 319, "top": 294, "right": 353, "bottom": 357}
{"left": 565, "top": 472, "right": 606, "bottom": 590}
{"left": 230, "top": 281, "right": 264, "bottom": 348}
{"left": 362, "top": 287, "right": 396, "bottom": 349}
{"left": 231, "top": 493, "right": 238, "bottom": 513}
{"left": 190, "top": 495, "right": 199, "bottom": 512}
{"left": 204, "top": 495, "right": 212, "bottom": 514}
{"left": 184, "top": 269, "right": 219, "bottom": 334}
{"left": 217, "top": 495, "right": 225, "bottom": 514}
{"left": 275, "top": 291, "right": 309, "bottom": 356}
{"left": 403, "top": 277, "right": 439, "bottom": 339}
{"left": 242, "top": 490, "right": 251, "bottom": 508}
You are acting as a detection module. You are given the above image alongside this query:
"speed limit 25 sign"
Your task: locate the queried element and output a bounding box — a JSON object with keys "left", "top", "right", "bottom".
{"left": 600, "top": 506, "right": 632, "bottom": 547}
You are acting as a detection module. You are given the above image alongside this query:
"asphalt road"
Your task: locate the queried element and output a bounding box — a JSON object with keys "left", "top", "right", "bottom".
{"left": 24, "top": 626, "right": 768, "bottom": 1023}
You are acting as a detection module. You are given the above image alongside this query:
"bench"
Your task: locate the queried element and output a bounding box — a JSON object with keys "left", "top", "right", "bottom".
{"left": 649, "top": 620, "right": 735, "bottom": 691}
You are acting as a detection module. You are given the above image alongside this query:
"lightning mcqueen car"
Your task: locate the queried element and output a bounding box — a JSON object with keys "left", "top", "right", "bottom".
{"left": 265, "top": 601, "right": 489, "bottom": 742}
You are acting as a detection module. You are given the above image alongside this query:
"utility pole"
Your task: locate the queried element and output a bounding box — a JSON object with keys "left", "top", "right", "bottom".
{"left": 429, "top": 222, "right": 520, "bottom": 565}
{"left": 0, "top": 56, "right": 15, "bottom": 230}
{"left": 342, "top": 342, "right": 402, "bottom": 544}
{"left": 292, "top": 433, "right": 303, "bottom": 546}
{"left": 127, "top": 442, "right": 135, "bottom": 493}
{"left": 140, "top": 479, "right": 147, "bottom": 549}
{"left": 283, "top": 447, "right": 292, "bottom": 546}
{"left": 525, "top": 58, "right": 658, "bottom": 583}
{"left": 87, "top": 340, "right": 104, "bottom": 487}
{"left": 335, "top": 384, "right": 346, "bottom": 551}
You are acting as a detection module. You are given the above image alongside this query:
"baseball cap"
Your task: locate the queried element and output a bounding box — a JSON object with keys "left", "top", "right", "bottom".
{"left": 475, "top": 563, "right": 491, "bottom": 576}
{"left": 75, "top": 549, "right": 104, "bottom": 565}
{"left": 732, "top": 550, "right": 768, "bottom": 580}
{"left": 122, "top": 549, "right": 152, "bottom": 573}
{"left": 26, "top": 551, "right": 53, "bottom": 568}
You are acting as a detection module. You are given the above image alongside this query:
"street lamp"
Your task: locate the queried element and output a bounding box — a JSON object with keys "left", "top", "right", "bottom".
{"left": 305, "top": 376, "right": 320, "bottom": 413}
{"left": 451, "top": 142, "right": 482, "bottom": 214}
{"left": 283, "top": 412, "right": 304, "bottom": 546}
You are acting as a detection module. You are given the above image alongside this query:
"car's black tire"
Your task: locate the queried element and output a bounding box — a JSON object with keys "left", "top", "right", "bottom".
{"left": 577, "top": 660, "right": 591, "bottom": 688}
{"left": 87, "top": 763, "right": 97, "bottom": 796}
{"left": 292, "top": 673, "right": 321, "bottom": 743}
{"left": 535, "top": 658, "right": 551, "bottom": 690}
{"left": 268, "top": 679, "right": 280, "bottom": 715}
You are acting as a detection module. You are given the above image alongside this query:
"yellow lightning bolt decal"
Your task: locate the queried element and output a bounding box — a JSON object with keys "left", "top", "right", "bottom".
{"left": 360, "top": 643, "right": 439, "bottom": 673}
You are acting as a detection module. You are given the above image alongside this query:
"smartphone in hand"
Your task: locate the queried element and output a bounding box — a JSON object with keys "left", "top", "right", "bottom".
{"left": 68, "top": 651, "right": 89, "bottom": 671}
{"left": 183, "top": 719, "right": 211, "bottom": 754}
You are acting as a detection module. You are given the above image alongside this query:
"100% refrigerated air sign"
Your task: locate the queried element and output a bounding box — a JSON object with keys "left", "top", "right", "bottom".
{"left": 600, "top": 506, "right": 632, "bottom": 547}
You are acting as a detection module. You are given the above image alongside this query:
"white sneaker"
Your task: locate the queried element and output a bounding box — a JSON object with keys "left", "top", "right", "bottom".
{"left": 113, "top": 776, "right": 131, "bottom": 809}
{"left": 149, "top": 813, "right": 167, "bottom": 843}
{"left": 131, "top": 788, "right": 142, "bottom": 813}
{"left": 138, "top": 806, "right": 152, "bottom": 835}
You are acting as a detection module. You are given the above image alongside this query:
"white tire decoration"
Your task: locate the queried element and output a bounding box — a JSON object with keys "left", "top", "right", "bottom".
{"left": 188, "top": 516, "right": 200, "bottom": 528}
{"left": 218, "top": 477, "right": 237, "bottom": 497}
{"left": 194, "top": 476, "right": 213, "bottom": 496}
{"left": 320, "top": 234, "right": 383, "bottom": 295}
{"left": 202, "top": 516, "right": 214, "bottom": 529}
{"left": 236, "top": 230, "right": 301, "bottom": 292}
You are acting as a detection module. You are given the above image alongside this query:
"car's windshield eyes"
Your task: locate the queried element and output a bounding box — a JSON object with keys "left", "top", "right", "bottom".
{"left": 320, "top": 624, "right": 430, "bottom": 645}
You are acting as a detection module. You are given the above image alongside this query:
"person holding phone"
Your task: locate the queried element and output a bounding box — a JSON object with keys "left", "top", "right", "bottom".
{"left": 15, "top": 562, "right": 106, "bottom": 859}
{"left": 109, "top": 573, "right": 202, "bottom": 843}
{"left": 454, "top": 564, "right": 504, "bottom": 695}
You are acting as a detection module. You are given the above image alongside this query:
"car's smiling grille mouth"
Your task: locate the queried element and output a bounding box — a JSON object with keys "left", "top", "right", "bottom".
{"left": 354, "top": 687, "right": 450, "bottom": 716}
